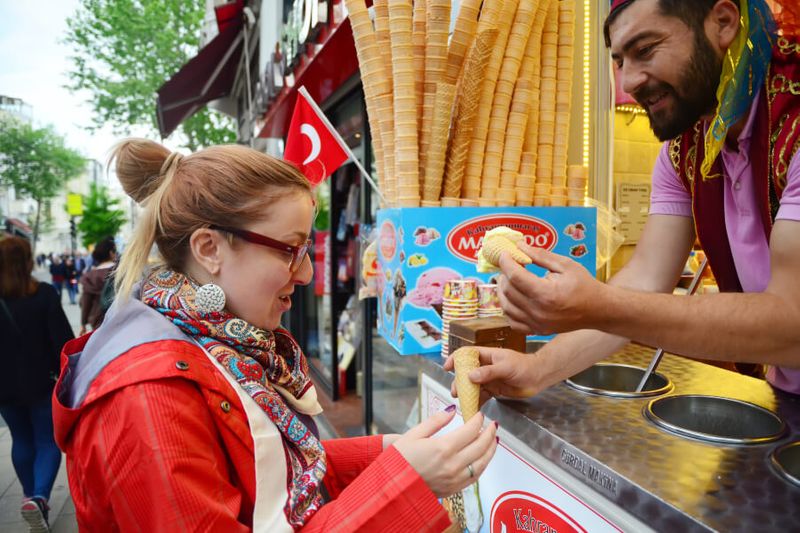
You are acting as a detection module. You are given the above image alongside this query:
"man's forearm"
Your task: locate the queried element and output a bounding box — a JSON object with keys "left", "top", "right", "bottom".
{"left": 533, "top": 329, "right": 631, "bottom": 391}
{"left": 592, "top": 287, "right": 800, "bottom": 367}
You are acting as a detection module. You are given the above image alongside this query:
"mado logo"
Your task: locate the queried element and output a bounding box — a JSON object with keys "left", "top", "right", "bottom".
{"left": 491, "top": 491, "right": 586, "bottom": 533}
{"left": 446, "top": 214, "right": 557, "bottom": 263}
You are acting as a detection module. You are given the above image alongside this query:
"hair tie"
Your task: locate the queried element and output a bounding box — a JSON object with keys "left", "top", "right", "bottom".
{"left": 160, "top": 152, "right": 184, "bottom": 176}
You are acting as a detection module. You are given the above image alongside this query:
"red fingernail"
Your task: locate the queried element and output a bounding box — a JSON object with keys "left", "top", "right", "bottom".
{"left": 496, "top": 436, "right": 500, "bottom": 444}
{"left": 494, "top": 421, "right": 499, "bottom": 429}
{"left": 445, "top": 404, "right": 456, "bottom": 413}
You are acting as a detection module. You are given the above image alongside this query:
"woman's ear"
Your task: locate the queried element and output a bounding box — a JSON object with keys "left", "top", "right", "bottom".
{"left": 707, "top": 0, "right": 741, "bottom": 52}
{"left": 189, "top": 228, "right": 224, "bottom": 277}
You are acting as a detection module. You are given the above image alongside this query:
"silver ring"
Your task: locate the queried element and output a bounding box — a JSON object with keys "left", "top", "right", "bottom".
{"left": 467, "top": 463, "right": 475, "bottom": 478}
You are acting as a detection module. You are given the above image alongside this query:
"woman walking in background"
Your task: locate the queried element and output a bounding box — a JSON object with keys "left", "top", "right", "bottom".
{"left": 0, "top": 236, "right": 74, "bottom": 532}
{"left": 79, "top": 237, "right": 117, "bottom": 335}
{"left": 63, "top": 257, "right": 79, "bottom": 305}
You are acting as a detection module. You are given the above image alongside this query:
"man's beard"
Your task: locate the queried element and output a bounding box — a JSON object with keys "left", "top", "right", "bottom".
{"left": 635, "top": 33, "right": 722, "bottom": 141}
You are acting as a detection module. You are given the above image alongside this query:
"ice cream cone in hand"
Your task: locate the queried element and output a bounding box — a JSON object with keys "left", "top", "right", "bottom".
{"left": 476, "top": 226, "right": 532, "bottom": 273}
{"left": 453, "top": 347, "right": 481, "bottom": 422}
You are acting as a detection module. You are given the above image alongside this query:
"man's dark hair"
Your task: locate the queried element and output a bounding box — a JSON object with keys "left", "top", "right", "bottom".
{"left": 603, "top": 0, "right": 741, "bottom": 47}
{"left": 92, "top": 236, "right": 117, "bottom": 264}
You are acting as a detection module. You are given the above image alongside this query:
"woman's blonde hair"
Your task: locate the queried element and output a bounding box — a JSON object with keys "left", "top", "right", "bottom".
{"left": 111, "top": 139, "right": 311, "bottom": 299}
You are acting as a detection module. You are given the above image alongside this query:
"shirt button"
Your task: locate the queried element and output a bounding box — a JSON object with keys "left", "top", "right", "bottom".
{"left": 734, "top": 181, "right": 742, "bottom": 191}
{"left": 175, "top": 361, "right": 190, "bottom": 370}
{"left": 220, "top": 401, "right": 232, "bottom": 413}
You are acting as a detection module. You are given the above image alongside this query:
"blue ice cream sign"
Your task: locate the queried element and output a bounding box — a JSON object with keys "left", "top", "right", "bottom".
{"left": 376, "top": 206, "right": 597, "bottom": 355}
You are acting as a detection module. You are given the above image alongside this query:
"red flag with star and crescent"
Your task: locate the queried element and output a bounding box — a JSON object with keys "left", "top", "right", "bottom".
{"left": 284, "top": 87, "right": 350, "bottom": 186}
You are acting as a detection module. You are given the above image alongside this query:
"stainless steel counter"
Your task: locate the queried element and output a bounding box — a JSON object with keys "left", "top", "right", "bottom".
{"left": 417, "top": 344, "right": 800, "bottom": 532}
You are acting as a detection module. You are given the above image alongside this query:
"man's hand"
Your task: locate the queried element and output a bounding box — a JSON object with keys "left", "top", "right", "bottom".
{"left": 498, "top": 243, "right": 606, "bottom": 335}
{"left": 444, "top": 347, "right": 541, "bottom": 400}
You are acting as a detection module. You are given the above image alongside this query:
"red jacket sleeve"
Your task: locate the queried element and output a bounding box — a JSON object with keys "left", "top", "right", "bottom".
{"left": 321, "top": 435, "right": 383, "bottom": 498}
{"left": 302, "top": 446, "right": 451, "bottom": 532}
{"left": 70, "top": 379, "right": 249, "bottom": 532}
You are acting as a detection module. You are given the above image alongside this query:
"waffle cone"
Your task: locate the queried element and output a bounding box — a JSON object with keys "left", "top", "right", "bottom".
{"left": 413, "top": 0, "right": 427, "bottom": 134}
{"left": 420, "top": 0, "right": 450, "bottom": 180}
{"left": 453, "top": 347, "right": 481, "bottom": 422}
{"left": 481, "top": 233, "right": 532, "bottom": 268}
{"left": 444, "top": 0, "right": 483, "bottom": 84}
{"left": 443, "top": 28, "right": 498, "bottom": 199}
{"left": 422, "top": 82, "right": 457, "bottom": 201}
{"left": 466, "top": 0, "right": 519, "bottom": 200}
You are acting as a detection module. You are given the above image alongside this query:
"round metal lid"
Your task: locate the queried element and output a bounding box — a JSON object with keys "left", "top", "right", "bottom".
{"left": 565, "top": 363, "right": 674, "bottom": 398}
{"left": 644, "top": 395, "right": 787, "bottom": 445}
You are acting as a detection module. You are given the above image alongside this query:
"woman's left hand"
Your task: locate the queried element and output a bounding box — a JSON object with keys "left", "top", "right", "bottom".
{"left": 382, "top": 434, "right": 401, "bottom": 450}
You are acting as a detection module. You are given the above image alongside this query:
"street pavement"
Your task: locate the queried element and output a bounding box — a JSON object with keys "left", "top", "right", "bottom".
{"left": 0, "top": 269, "right": 78, "bottom": 532}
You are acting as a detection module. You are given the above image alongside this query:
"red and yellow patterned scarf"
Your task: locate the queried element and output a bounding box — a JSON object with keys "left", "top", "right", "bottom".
{"left": 142, "top": 268, "right": 325, "bottom": 528}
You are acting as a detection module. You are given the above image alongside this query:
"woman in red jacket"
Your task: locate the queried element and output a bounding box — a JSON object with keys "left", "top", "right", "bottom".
{"left": 53, "top": 139, "right": 496, "bottom": 532}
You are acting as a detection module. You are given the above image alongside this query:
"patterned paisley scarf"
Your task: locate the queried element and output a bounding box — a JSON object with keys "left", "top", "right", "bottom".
{"left": 141, "top": 268, "right": 325, "bottom": 528}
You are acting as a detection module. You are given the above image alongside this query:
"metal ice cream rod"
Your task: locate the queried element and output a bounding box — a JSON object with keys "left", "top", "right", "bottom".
{"left": 634, "top": 258, "right": 709, "bottom": 393}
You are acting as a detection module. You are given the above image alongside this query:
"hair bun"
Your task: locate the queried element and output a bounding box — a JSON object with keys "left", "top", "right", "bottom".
{"left": 110, "top": 138, "right": 172, "bottom": 203}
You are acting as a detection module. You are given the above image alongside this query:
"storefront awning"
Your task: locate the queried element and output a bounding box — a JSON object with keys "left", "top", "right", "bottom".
{"left": 4, "top": 217, "right": 32, "bottom": 236}
{"left": 155, "top": 1, "right": 244, "bottom": 138}
{"left": 258, "top": 18, "right": 360, "bottom": 139}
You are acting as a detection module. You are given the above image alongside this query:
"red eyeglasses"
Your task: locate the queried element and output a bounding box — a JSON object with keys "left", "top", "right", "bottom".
{"left": 210, "top": 225, "right": 312, "bottom": 272}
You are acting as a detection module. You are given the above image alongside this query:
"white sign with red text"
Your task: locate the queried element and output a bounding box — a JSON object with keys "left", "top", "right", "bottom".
{"left": 420, "top": 374, "right": 623, "bottom": 533}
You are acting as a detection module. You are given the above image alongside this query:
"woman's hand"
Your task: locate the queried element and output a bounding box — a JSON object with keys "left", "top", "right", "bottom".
{"left": 382, "top": 434, "right": 401, "bottom": 450}
{"left": 391, "top": 408, "right": 498, "bottom": 498}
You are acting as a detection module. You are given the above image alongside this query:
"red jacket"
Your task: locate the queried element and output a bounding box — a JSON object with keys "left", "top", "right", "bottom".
{"left": 53, "top": 333, "right": 450, "bottom": 532}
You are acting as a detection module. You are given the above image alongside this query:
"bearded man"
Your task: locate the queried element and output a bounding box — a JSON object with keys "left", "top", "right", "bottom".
{"left": 446, "top": 0, "right": 800, "bottom": 398}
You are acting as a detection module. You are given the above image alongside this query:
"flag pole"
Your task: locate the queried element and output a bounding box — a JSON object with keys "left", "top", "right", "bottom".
{"left": 298, "top": 86, "right": 387, "bottom": 204}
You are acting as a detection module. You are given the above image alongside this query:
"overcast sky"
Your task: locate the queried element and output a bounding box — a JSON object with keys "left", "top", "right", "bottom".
{"left": 0, "top": 0, "right": 177, "bottom": 169}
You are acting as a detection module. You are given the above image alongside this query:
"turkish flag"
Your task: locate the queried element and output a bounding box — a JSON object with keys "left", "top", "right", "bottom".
{"left": 284, "top": 87, "right": 350, "bottom": 186}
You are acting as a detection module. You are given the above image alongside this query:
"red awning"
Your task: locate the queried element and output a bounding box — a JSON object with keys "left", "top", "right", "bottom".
{"left": 5, "top": 217, "right": 32, "bottom": 235}
{"left": 155, "top": 1, "right": 244, "bottom": 138}
{"left": 257, "top": 18, "right": 360, "bottom": 139}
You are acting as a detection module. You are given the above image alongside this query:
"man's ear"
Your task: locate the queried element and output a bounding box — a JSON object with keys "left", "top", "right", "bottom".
{"left": 707, "top": 0, "right": 741, "bottom": 52}
{"left": 189, "top": 228, "right": 224, "bottom": 277}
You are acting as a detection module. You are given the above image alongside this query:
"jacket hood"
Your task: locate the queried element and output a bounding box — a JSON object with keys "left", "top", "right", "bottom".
{"left": 52, "top": 292, "right": 196, "bottom": 447}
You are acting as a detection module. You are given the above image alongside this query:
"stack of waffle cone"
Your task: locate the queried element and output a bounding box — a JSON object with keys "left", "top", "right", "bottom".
{"left": 343, "top": 0, "right": 581, "bottom": 209}
{"left": 389, "top": 0, "right": 420, "bottom": 207}
{"left": 483, "top": 0, "right": 535, "bottom": 204}
{"left": 423, "top": 82, "right": 457, "bottom": 203}
{"left": 453, "top": 347, "right": 481, "bottom": 421}
{"left": 531, "top": 0, "right": 559, "bottom": 206}
{"left": 371, "top": 0, "right": 397, "bottom": 205}
{"left": 461, "top": 0, "right": 514, "bottom": 206}
{"left": 344, "top": 0, "right": 391, "bottom": 203}
{"left": 420, "top": 0, "right": 451, "bottom": 193}
{"left": 516, "top": 152, "right": 537, "bottom": 206}
{"left": 444, "top": 0, "right": 483, "bottom": 84}
{"left": 413, "top": 0, "right": 427, "bottom": 161}
{"left": 442, "top": 28, "right": 499, "bottom": 203}
{"left": 521, "top": 0, "right": 554, "bottom": 197}
{"left": 550, "top": 0, "right": 575, "bottom": 205}
{"left": 567, "top": 164, "right": 588, "bottom": 206}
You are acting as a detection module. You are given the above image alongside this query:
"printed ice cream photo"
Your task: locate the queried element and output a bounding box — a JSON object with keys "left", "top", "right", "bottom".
{"left": 392, "top": 270, "right": 407, "bottom": 338}
{"left": 413, "top": 226, "right": 441, "bottom": 246}
{"left": 407, "top": 267, "right": 461, "bottom": 309}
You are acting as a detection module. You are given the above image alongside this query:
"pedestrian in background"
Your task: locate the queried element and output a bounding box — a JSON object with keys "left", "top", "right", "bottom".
{"left": 48, "top": 256, "right": 65, "bottom": 301}
{"left": 64, "top": 257, "right": 78, "bottom": 305}
{"left": 0, "top": 236, "right": 74, "bottom": 532}
{"left": 79, "top": 236, "right": 116, "bottom": 335}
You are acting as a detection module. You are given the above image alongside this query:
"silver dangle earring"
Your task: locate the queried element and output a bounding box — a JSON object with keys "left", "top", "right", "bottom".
{"left": 196, "top": 282, "right": 226, "bottom": 314}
